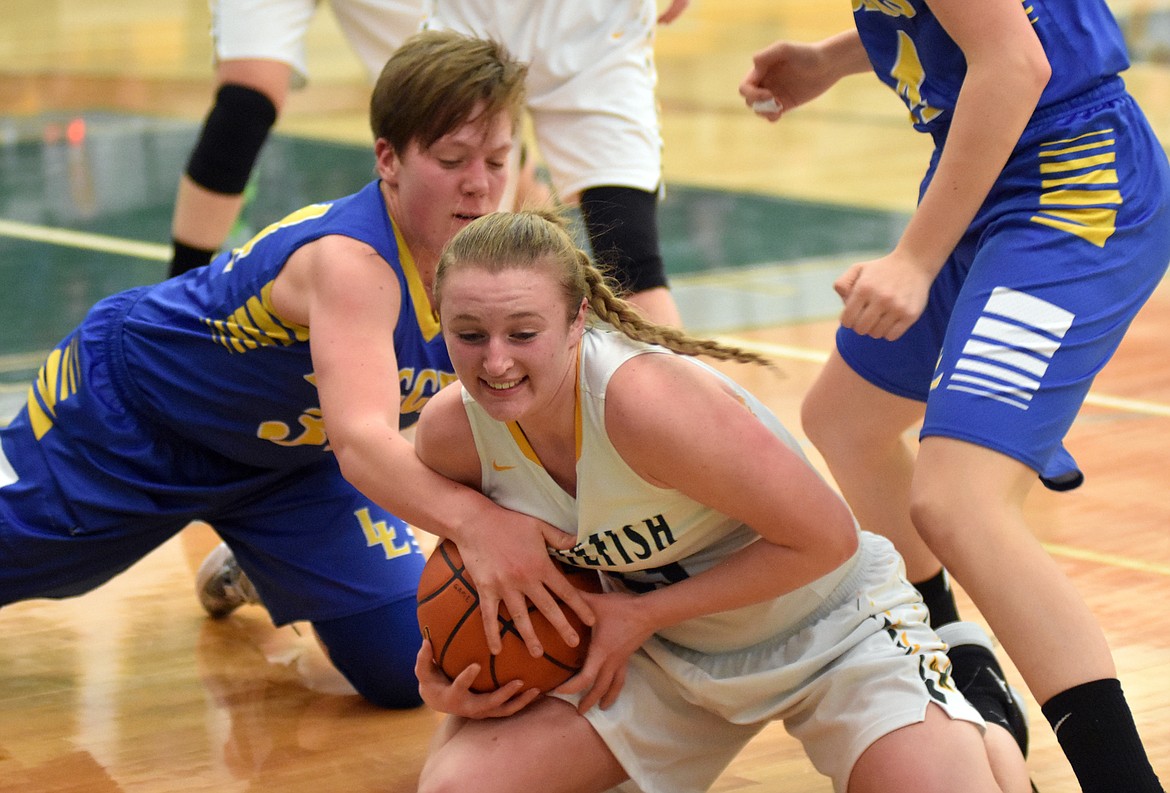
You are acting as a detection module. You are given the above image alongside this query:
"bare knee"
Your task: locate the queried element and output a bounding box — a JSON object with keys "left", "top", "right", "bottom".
{"left": 417, "top": 760, "right": 471, "bottom": 793}
{"left": 909, "top": 439, "right": 1032, "bottom": 562}
{"left": 801, "top": 355, "right": 921, "bottom": 464}
{"left": 800, "top": 379, "right": 869, "bottom": 460}
{"left": 907, "top": 473, "right": 960, "bottom": 552}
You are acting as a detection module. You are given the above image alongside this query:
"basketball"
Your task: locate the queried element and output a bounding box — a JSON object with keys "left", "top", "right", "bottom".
{"left": 417, "top": 539, "right": 603, "bottom": 693}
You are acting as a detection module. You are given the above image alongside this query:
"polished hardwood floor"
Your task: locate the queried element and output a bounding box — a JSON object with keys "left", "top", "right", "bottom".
{"left": 1, "top": 1, "right": 1169, "bottom": 791}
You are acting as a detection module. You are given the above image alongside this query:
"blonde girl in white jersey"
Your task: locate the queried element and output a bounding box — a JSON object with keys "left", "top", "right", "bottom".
{"left": 411, "top": 211, "right": 1032, "bottom": 793}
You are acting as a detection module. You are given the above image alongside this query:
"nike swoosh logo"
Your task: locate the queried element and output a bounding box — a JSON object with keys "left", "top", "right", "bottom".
{"left": 985, "top": 667, "right": 1010, "bottom": 697}
{"left": 492, "top": 461, "right": 515, "bottom": 471}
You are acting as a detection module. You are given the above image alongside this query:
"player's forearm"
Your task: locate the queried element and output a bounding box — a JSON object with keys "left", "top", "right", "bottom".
{"left": 821, "top": 29, "right": 872, "bottom": 79}
{"left": 336, "top": 431, "right": 495, "bottom": 542}
{"left": 633, "top": 533, "right": 858, "bottom": 633}
{"left": 895, "top": 57, "right": 1048, "bottom": 278}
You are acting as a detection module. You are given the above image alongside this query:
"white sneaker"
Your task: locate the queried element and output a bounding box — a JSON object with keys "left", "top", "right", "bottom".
{"left": 195, "top": 543, "right": 260, "bottom": 618}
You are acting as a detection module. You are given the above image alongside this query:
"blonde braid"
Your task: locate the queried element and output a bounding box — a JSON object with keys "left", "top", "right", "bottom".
{"left": 580, "top": 255, "right": 775, "bottom": 368}
{"left": 436, "top": 209, "right": 776, "bottom": 370}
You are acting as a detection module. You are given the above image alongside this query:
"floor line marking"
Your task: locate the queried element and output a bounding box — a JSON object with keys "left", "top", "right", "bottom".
{"left": 0, "top": 218, "right": 169, "bottom": 261}
{"left": 717, "top": 336, "right": 1170, "bottom": 418}
{"left": 1042, "top": 542, "right": 1170, "bottom": 578}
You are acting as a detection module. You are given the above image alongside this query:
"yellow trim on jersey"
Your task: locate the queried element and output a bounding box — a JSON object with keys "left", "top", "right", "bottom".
{"left": 1039, "top": 152, "right": 1117, "bottom": 174}
{"left": 204, "top": 280, "right": 309, "bottom": 353}
{"left": 27, "top": 337, "right": 81, "bottom": 439}
{"left": 1040, "top": 189, "right": 1123, "bottom": 206}
{"left": 1042, "top": 128, "right": 1116, "bottom": 147}
{"left": 1031, "top": 208, "right": 1118, "bottom": 247}
{"left": 392, "top": 220, "right": 441, "bottom": 342}
{"left": 1032, "top": 129, "right": 1121, "bottom": 247}
{"left": 506, "top": 421, "right": 541, "bottom": 466}
{"left": 504, "top": 343, "right": 584, "bottom": 467}
{"left": 1041, "top": 169, "right": 1118, "bottom": 189}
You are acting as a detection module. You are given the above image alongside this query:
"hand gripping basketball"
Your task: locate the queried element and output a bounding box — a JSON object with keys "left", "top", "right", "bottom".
{"left": 417, "top": 539, "right": 603, "bottom": 693}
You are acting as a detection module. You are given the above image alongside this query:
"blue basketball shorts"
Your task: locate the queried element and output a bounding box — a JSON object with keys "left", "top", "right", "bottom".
{"left": 837, "top": 78, "right": 1170, "bottom": 480}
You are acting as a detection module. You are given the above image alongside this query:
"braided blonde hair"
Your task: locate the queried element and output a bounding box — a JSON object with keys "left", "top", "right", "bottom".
{"left": 435, "top": 210, "right": 775, "bottom": 368}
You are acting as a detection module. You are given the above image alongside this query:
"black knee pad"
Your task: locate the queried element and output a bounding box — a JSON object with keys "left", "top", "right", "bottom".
{"left": 185, "top": 83, "right": 278, "bottom": 195}
{"left": 579, "top": 185, "right": 669, "bottom": 294}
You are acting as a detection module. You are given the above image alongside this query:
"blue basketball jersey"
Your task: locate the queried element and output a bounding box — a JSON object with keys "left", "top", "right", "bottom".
{"left": 6, "top": 177, "right": 454, "bottom": 522}
{"left": 0, "top": 180, "right": 445, "bottom": 620}
{"left": 3, "top": 178, "right": 451, "bottom": 528}
{"left": 852, "top": 0, "right": 1130, "bottom": 133}
{"left": 114, "top": 179, "right": 454, "bottom": 468}
{"left": 839, "top": 2, "right": 1170, "bottom": 486}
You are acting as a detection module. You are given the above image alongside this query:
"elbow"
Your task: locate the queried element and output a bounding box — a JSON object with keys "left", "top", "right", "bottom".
{"left": 1013, "top": 42, "right": 1051, "bottom": 104}
{"left": 332, "top": 440, "right": 369, "bottom": 492}
{"left": 829, "top": 520, "right": 860, "bottom": 569}
{"left": 1029, "top": 51, "right": 1052, "bottom": 100}
{"left": 814, "top": 502, "right": 860, "bottom": 573}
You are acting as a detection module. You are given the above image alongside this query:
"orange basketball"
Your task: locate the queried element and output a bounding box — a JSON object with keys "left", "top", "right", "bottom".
{"left": 417, "top": 539, "right": 603, "bottom": 693}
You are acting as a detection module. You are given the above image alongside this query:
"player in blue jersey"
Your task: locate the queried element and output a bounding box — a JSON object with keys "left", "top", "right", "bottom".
{"left": 740, "top": 1, "right": 1168, "bottom": 791}
{"left": 0, "top": 30, "right": 591, "bottom": 709}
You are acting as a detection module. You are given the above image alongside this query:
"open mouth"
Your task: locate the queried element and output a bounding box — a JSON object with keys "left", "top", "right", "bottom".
{"left": 485, "top": 377, "right": 523, "bottom": 391}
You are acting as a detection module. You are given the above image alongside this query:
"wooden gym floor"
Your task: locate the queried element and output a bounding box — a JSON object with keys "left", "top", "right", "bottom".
{"left": 1, "top": 1, "right": 1169, "bottom": 791}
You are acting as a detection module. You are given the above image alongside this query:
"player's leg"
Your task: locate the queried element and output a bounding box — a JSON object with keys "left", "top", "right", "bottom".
{"left": 848, "top": 704, "right": 1020, "bottom": 793}
{"left": 912, "top": 439, "right": 1106, "bottom": 702}
{"left": 525, "top": 3, "right": 682, "bottom": 327}
{"left": 577, "top": 184, "right": 680, "bottom": 327}
{"left": 936, "top": 622, "right": 1033, "bottom": 786}
{"left": 0, "top": 312, "right": 201, "bottom": 606}
{"left": 0, "top": 490, "right": 182, "bottom": 606}
{"left": 169, "top": 0, "right": 314, "bottom": 276}
{"left": 784, "top": 539, "right": 1029, "bottom": 793}
{"left": 209, "top": 461, "right": 427, "bottom": 708}
{"left": 911, "top": 436, "right": 1160, "bottom": 792}
{"left": 800, "top": 351, "right": 937, "bottom": 584}
{"left": 170, "top": 60, "right": 286, "bottom": 275}
{"left": 311, "top": 595, "right": 424, "bottom": 708}
{"left": 419, "top": 696, "right": 626, "bottom": 793}
{"left": 908, "top": 92, "right": 1170, "bottom": 788}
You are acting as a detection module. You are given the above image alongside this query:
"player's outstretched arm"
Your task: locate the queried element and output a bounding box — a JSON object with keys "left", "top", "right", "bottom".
{"left": 739, "top": 30, "right": 871, "bottom": 121}
{"left": 276, "top": 237, "right": 591, "bottom": 657}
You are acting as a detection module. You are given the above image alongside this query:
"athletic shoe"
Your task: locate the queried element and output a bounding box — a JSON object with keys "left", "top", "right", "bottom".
{"left": 195, "top": 542, "right": 260, "bottom": 618}
{"left": 937, "top": 621, "right": 1031, "bottom": 757}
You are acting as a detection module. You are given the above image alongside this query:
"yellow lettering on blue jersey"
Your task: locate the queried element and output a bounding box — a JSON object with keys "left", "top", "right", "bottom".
{"left": 356, "top": 508, "right": 413, "bottom": 560}
{"left": 257, "top": 408, "right": 329, "bottom": 448}
{"left": 890, "top": 31, "right": 942, "bottom": 126}
{"left": 399, "top": 368, "right": 458, "bottom": 416}
{"left": 852, "top": 0, "right": 916, "bottom": 18}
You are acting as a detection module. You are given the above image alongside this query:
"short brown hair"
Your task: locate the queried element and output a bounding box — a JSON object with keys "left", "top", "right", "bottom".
{"left": 369, "top": 30, "right": 527, "bottom": 154}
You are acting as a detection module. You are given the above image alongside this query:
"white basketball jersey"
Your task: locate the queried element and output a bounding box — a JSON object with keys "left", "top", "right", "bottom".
{"left": 461, "top": 326, "right": 859, "bottom": 652}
